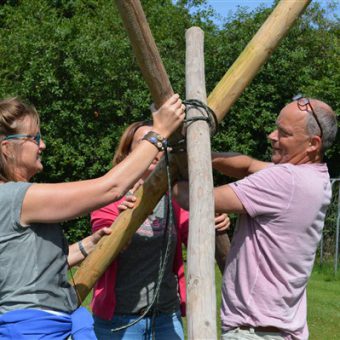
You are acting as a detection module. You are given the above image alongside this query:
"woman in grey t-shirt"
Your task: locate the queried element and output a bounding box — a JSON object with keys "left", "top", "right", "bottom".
{"left": 0, "top": 95, "right": 185, "bottom": 339}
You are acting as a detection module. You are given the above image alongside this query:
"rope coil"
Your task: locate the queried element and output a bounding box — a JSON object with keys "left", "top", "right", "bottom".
{"left": 183, "top": 99, "right": 218, "bottom": 136}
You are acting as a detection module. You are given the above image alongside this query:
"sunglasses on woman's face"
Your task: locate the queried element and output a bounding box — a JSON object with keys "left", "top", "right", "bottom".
{"left": 3, "top": 132, "right": 41, "bottom": 146}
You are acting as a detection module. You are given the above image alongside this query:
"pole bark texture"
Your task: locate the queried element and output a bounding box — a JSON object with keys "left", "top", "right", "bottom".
{"left": 185, "top": 27, "right": 217, "bottom": 340}
{"left": 115, "top": 0, "right": 173, "bottom": 108}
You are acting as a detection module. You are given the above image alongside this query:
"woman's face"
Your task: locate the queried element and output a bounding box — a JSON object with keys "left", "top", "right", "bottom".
{"left": 130, "top": 125, "right": 163, "bottom": 179}
{"left": 5, "top": 115, "right": 46, "bottom": 181}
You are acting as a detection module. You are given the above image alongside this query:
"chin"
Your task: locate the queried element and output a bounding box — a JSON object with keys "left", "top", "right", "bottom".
{"left": 271, "top": 154, "right": 281, "bottom": 164}
{"left": 35, "top": 163, "right": 44, "bottom": 173}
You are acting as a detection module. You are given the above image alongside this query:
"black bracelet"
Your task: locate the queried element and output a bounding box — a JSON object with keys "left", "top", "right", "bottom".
{"left": 78, "top": 241, "right": 88, "bottom": 258}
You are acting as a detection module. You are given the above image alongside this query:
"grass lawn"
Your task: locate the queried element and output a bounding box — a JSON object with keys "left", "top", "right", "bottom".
{"left": 80, "top": 263, "right": 340, "bottom": 339}
{"left": 307, "top": 264, "right": 340, "bottom": 340}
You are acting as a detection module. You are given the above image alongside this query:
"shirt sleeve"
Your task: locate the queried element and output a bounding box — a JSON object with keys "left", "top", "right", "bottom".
{"left": 12, "top": 182, "right": 33, "bottom": 231}
{"left": 172, "top": 199, "right": 189, "bottom": 246}
{"left": 229, "top": 164, "right": 294, "bottom": 219}
{"left": 91, "top": 198, "right": 124, "bottom": 232}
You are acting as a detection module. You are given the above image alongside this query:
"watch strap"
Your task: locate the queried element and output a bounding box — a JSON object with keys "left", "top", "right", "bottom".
{"left": 142, "top": 131, "right": 167, "bottom": 151}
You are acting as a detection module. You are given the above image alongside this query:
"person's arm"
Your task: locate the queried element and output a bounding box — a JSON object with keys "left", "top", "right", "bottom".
{"left": 21, "top": 94, "right": 185, "bottom": 225}
{"left": 212, "top": 151, "right": 269, "bottom": 179}
{"left": 68, "top": 227, "right": 111, "bottom": 267}
{"left": 173, "top": 181, "right": 245, "bottom": 214}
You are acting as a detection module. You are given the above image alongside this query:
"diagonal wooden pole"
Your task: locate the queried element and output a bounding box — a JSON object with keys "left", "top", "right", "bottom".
{"left": 72, "top": 0, "right": 311, "bottom": 303}
{"left": 208, "top": 0, "right": 311, "bottom": 120}
{"left": 114, "top": 0, "right": 173, "bottom": 108}
{"left": 185, "top": 26, "right": 216, "bottom": 339}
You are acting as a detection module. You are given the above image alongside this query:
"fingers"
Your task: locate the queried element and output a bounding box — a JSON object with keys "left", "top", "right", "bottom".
{"left": 152, "top": 93, "right": 185, "bottom": 138}
{"left": 91, "top": 227, "right": 111, "bottom": 244}
{"left": 101, "top": 227, "right": 112, "bottom": 235}
{"left": 118, "top": 194, "right": 137, "bottom": 212}
{"left": 214, "top": 213, "right": 231, "bottom": 231}
{"left": 131, "top": 179, "right": 144, "bottom": 193}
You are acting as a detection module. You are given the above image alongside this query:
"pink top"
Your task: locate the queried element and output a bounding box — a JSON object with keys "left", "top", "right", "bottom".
{"left": 90, "top": 197, "right": 189, "bottom": 320}
{"left": 222, "top": 163, "right": 331, "bottom": 340}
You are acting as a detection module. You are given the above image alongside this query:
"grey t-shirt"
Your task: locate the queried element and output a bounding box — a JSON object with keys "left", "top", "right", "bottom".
{"left": 114, "top": 195, "right": 180, "bottom": 314}
{"left": 0, "top": 181, "right": 78, "bottom": 314}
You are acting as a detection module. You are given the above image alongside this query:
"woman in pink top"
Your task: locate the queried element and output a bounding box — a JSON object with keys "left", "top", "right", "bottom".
{"left": 91, "top": 121, "right": 229, "bottom": 340}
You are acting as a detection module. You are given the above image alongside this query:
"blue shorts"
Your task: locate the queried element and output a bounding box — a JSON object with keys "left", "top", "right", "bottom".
{"left": 93, "top": 311, "right": 184, "bottom": 340}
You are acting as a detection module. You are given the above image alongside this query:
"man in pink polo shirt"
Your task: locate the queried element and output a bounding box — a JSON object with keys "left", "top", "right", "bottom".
{"left": 211, "top": 96, "right": 337, "bottom": 339}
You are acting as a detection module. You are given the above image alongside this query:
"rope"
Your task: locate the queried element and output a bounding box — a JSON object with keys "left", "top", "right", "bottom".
{"left": 183, "top": 99, "right": 218, "bottom": 136}
{"left": 111, "top": 141, "right": 175, "bottom": 337}
{"left": 110, "top": 99, "right": 217, "bottom": 335}
{"left": 168, "top": 99, "right": 218, "bottom": 153}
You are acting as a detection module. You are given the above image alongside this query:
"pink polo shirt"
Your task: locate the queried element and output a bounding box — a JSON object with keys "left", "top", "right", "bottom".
{"left": 221, "top": 163, "right": 331, "bottom": 340}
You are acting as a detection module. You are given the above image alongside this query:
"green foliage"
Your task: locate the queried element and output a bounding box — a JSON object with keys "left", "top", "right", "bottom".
{"left": 307, "top": 263, "right": 340, "bottom": 339}
{"left": 0, "top": 0, "right": 339, "bottom": 242}
{"left": 206, "top": 1, "right": 340, "bottom": 179}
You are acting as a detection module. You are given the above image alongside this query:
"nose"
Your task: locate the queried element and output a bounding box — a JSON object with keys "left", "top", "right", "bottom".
{"left": 268, "top": 129, "right": 278, "bottom": 143}
{"left": 39, "top": 137, "right": 46, "bottom": 150}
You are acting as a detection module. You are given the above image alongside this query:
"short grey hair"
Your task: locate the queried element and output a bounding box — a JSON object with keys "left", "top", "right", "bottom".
{"left": 305, "top": 101, "right": 337, "bottom": 151}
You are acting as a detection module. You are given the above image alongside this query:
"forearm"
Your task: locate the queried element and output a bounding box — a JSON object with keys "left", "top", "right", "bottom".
{"left": 22, "top": 141, "right": 162, "bottom": 224}
{"left": 212, "top": 151, "right": 269, "bottom": 179}
{"left": 68, "top": 235, "right": 96, "bottom": 267}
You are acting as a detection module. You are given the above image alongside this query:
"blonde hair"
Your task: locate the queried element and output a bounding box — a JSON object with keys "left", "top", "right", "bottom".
{"left": 0, "top": 97, "right": 40, "bottom": 182}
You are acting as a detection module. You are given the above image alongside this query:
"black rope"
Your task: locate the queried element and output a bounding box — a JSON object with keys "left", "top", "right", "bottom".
{"left": 110, "top": 99, "right": 216, "bottom": 334}
{"left": 183, "top": 99, "right": 218, "bottom": 136}
{"left": 167, "top": 99, "right": 218, "bottom": 153}
{"left": 111, "top": 141, "right": 175, "bottom": 337}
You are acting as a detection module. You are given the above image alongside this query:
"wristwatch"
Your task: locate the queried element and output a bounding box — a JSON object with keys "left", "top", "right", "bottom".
{"left": 142, "top": 131, "right": 167, "bottom": 151}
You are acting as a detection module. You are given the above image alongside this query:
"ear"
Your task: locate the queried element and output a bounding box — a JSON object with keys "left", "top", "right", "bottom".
{"left": 1, "top": 140, "right": 13, "bottom": 159}
{"left": 307, "top": 135, "right": 322, "bottom": 153}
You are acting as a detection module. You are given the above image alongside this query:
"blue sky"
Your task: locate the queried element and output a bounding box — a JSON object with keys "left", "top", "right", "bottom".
{"left": 204, "top": 0, "right": 340, "bottom": 24}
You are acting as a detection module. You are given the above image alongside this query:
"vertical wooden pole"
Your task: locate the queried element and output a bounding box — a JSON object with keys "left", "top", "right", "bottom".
{"left": 185, "top": 27, "right": 216, "bottom": 340}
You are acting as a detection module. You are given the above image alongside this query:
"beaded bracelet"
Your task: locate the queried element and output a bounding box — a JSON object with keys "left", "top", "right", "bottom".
{"left": 142, "top": 131, "right": 167, "bottom": 151}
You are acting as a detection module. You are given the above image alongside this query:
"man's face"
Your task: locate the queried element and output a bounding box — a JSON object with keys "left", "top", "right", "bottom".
{"left": 268, "top": 102, "right": 311, "bottom": 165}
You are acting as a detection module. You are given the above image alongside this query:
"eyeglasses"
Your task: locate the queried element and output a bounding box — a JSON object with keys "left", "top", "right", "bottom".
{"left": 293, "top": 94, "right": 323, "bottom": 139}
{"left": 3, "top": 132, "right": 41, "bottom": 146}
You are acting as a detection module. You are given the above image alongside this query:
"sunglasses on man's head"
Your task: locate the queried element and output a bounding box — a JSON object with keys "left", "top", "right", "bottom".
{"left": 292, "top": 94, "right": 323, "bottom": 139}
{"left": 3, "top": 132, "right": 41, "bottom": 146}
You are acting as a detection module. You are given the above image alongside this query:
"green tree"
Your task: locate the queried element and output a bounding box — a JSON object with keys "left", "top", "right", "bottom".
{"left": 0, "top": 0, "right": 338, "bottom": 242}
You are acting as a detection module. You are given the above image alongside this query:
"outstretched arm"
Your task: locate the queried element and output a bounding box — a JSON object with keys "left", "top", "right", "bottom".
{"left": 21, "top": 94, "right": 185, "bottom": 225}
{"left": 173, "top": 181, "right": 245, "bottom": 215}
{"left": 68, "top": 227, "right": 111, "bottom": 267}
{"left": 212, "top": 152, "right": 269, "bottom": 179}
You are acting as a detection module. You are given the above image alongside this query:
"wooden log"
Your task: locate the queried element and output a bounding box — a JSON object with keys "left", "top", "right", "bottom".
{"left": 208, "top": 0, "right": 311, "bottom": 121}
{"left": 113, "top": 0, "right": 229, "bottom": 274}
{"left": 185, "top": 27, "right": 217, "bottom": 340}
{"left": 72, "top": 156, "right": 180, "bottom": 301}
{"left": 72, "top": 0, "right": 311, "bottom": 302}
{"left": 215, "top": 230, "right": 231, "bottom": 273}
{"left": 115, "top": 0, "right": 173, "bottom": 109}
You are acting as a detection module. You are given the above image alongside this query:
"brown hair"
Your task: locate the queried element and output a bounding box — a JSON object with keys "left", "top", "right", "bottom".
{"left": 0, "top": 97, "right": 40, "bottom": 182}
{"left": 113, "top": 120, "right": 152, "bottom": 165}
